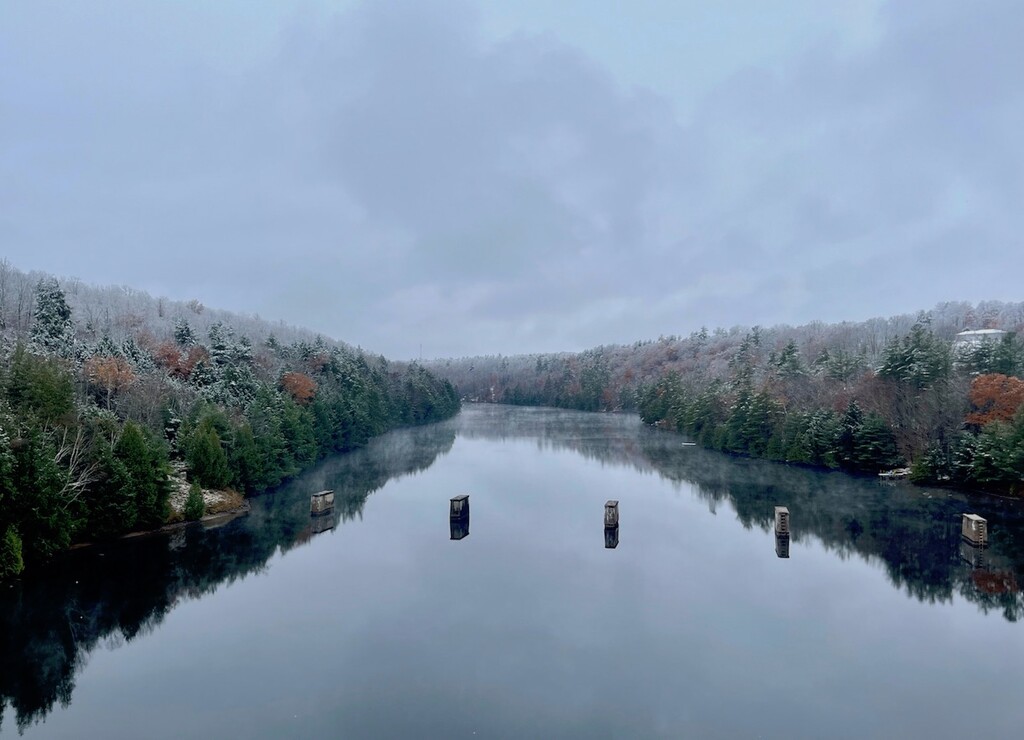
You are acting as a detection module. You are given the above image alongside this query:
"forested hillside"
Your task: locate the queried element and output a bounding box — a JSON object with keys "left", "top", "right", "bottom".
{"left": 429, "top": 302, "right": 1024, "bottom": 494}
{"left": 0, "top": 262, "right": 459, "bottom": 578}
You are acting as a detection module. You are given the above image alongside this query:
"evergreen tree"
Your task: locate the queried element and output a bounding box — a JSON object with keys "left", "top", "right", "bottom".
{"left": 173, "top": 319, "right": 197, "bottom": 347}
{"left": 228, "top": 423, "right": 262, "bottom": 493}
{"left": 0, "top": 525, "right": 23, "bottom": 579}
{"left": 120, "top": 336, "right": 154, "bottom": 371}
{"left": 246, "top": 387, "right": 289, "bottom": 489}
{"left": 184, "top": 482, "right": 205, "bottom": 521}
{"left": 185, "top": 426, "right": 232, "bottom": 489}
{"left": 0, "top": 421, "right": 22, "bottom": 576}
{"left": 854, "top": 415, "right": 901, "bottom": 473}
{"left": 958, "top": 334, "right": 1023, "bottom": 377}
{"left": 878, "top": 321, "right": 952, "bottom": 389}
{"left": 775, "top": 340, "right": 805, "bottom": 377}
{"left": 837, "top": 401, "right": 865, "bottom": 469}
{"left": 281, "top": 400, "right": 317, "bottom": 469}
{"left": 993, "top": 333, "right": 1024, "bottom": 377}
{"left": 29, "top": 279, "right": 76, "bottom": 359}
{"left": 86, "top": 440, "right": 138, "bottom": 540}
{"left": 8, "top": 430, "right": 73, "bottom": 564}
{"left": 115, "top": 422, "right": 169, "bottom": 528}
{"left": 92, "top": 334, "right": 120, "bottom": 358}
{"left": 806, "top": 410, "right": 841, "bottom": 468}
{"left": 6, "top": 344, "right": 75, "bottom": 425}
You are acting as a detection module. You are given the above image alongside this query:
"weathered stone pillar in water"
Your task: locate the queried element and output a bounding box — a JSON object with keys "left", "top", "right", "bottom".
{"left": 310, "top": 490, "right": 335, "bottom": 516}
{"left": 605, "top": 500, "right": 619, "bottom": 528}
{"left": 450, "top": 494, "right": 469, "bottom": 521}
{"left": 450, "top": 495, "right": 470, "bottom": 540}
{"left": 603, "top": 501, "right": 619, "bottom": 549}
{"left": 774, "top": 506, "right": 790, "bottom": 536}
{"left": 961, "top": 513, "right": 988, "bottom": 547}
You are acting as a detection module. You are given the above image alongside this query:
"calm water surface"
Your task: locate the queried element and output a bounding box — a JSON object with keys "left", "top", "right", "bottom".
{"left": 4, "top": 405, "right": 1024, "bottom": 738}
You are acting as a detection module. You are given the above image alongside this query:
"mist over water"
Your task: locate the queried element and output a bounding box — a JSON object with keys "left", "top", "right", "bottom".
{"left": 3, "top": 405, "right": 1024, "bottom": 738}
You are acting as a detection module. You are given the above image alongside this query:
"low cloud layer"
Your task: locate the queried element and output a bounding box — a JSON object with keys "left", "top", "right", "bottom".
{"left": 2, "top": 0, "right": 1021, "bottom": 357}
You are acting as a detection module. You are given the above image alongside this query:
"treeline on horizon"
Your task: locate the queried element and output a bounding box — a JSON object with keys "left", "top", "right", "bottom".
{"left": 429, "top": 301, "right": 1024, "bottom": 494}
{"left": 0, "top": 263, "right": 459, "bottom": 578}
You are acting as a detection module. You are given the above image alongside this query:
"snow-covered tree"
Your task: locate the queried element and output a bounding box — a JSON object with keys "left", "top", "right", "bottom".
{"left": 30, "top": 279, "right": 76, "bottom": 358}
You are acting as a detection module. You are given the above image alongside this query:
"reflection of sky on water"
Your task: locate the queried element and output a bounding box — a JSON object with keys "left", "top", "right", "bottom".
{"left": 4, "top": 405, "right": 1024, "bottom": 738}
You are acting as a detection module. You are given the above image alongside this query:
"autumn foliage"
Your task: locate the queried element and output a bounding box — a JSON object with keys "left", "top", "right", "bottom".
{"left": 280, "top": 371, "right": 317, "bottom": 404}
{"left": 966, "top": 374, "right": 1024, "bottom": 426}
{"left": 154, "top": 341, "right": 208, "bottom": 380}
{"left": 84, "top": 355, "right": 136, "bottom": 408}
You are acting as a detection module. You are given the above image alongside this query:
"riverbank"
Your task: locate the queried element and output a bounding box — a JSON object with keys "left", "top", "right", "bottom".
{"left": 64, "top": 463, "right": 251, "bottom": 553}
{"left": 165, "top": 461, "right": 247, "bottom": 524}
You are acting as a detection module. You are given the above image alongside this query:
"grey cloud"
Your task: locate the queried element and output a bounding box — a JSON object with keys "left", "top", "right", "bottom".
{"left": 1, "top": 0, "right": 1022, "bottom": 358}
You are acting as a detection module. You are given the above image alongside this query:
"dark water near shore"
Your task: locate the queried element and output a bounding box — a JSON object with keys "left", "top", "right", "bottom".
{"left": 3, "top": 404, "right": 1024, "bottom": 738}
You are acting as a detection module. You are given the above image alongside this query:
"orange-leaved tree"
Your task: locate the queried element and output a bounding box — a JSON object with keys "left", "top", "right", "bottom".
{"left": 84, "top": 356, "right": 136, "bottom": 409}
{"left": 280, "top": 371, "right": 317, "bottom": 405}
{"left": 966, "top": 373, "right": 1024, "bottom": 426}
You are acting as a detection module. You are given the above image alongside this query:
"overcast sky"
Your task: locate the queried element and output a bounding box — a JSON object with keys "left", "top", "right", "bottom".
{"left": 2, "top": 0, "right": 1022, "bottom": 358}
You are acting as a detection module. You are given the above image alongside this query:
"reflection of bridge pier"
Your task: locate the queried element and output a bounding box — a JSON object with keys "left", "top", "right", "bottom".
{"left": 960, "top": 540, "right": 987, "bottom": 570}
{"left": 450, "top": 516, "right": 470, "bottom": 540}
{"left": 775, "top": 533, "right": 790, "bottom": 558}
{"left": 959, "top": 536, "right": 1020, "bottom": 596}
{"left": 604, "top": 526, "right": 619, "bottom": 549}
{"left": 310, "top": 512, "right": 337, "bottom": 536}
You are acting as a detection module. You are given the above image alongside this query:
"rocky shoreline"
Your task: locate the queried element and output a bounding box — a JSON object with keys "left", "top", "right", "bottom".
{"left": 67, "top": 464, "right": 251, "bottom": 552}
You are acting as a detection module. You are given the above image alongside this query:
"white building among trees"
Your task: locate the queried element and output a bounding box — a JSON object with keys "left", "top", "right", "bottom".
{"left": 954, "top": 329, "right": 1007, "bottom": 347}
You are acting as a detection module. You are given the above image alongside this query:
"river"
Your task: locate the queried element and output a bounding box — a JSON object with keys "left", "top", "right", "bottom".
{"left": 3, "top": 404, "right": 1024, "bottom": 738}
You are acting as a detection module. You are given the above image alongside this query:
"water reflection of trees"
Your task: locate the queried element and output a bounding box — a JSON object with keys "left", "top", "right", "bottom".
{"left": 456, "top": 405, "right": 657, "bottom": 472}
{"left": 637, "top": 431, "right": 1024, "bottom": 622}
{"left": 460, "top": 406, "right": 1024, "bottom": 623}
{"left": 5, "top": 405, "right": 1024, "bottom": 733}
{"left": 0, "top": 423, "right": 455, "bottom": 734}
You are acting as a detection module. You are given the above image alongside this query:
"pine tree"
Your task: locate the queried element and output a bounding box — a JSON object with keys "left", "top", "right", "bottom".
{"left": 6, "top": 344, "right": 75, "bottom": 425}
{"left": 0, "top": 526, "right": 23, "bottom": 578}
{"left": 115, "top": 422, "right": 169, "bottom": 528}
{"left": 120, "top": 336, "right": 154, "bottom": 371}
{"left": 837, "top": 401, "right": 865, "bottom": 470}
{"left": 775, "top": 340, "right": 805, "bottom": 377}
{"left": 9, "top": 430, "right": 73, "bottom": 563}
{"left": 228, "top": 423, "right": 262, "bottom": 493}
{"left": 185, "top": 426, "right": 232, "bottom": 489}
{"left": 184, "top": 482, "right": 205, "bottom": 521}
{"left": 878, "top": 321, "right": 952, "bottom": 389}
{"left": 30, "top": 279, "right": 76, "bottom": 358}
{"left": 87, "top": 441, "right": 138, "bottom": 540}
{"left": 246, "top": 387, "right": 289, "bottom": 489}
{"left": 854, "top": 415, "right": 901, "bottom": 473}
{"left": 0, "top": 422, "right": 22, "bottom": 576}
{"left": 173, "top": 319, "right": 197, "bottom": 347}
{"left": 92, "top": 334, "right": 120, "bottom": 358}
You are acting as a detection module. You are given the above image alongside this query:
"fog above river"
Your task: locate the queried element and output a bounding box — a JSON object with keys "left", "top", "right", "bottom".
{"left": 3, "top": 406, "right": 1023, "bottom": 737}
